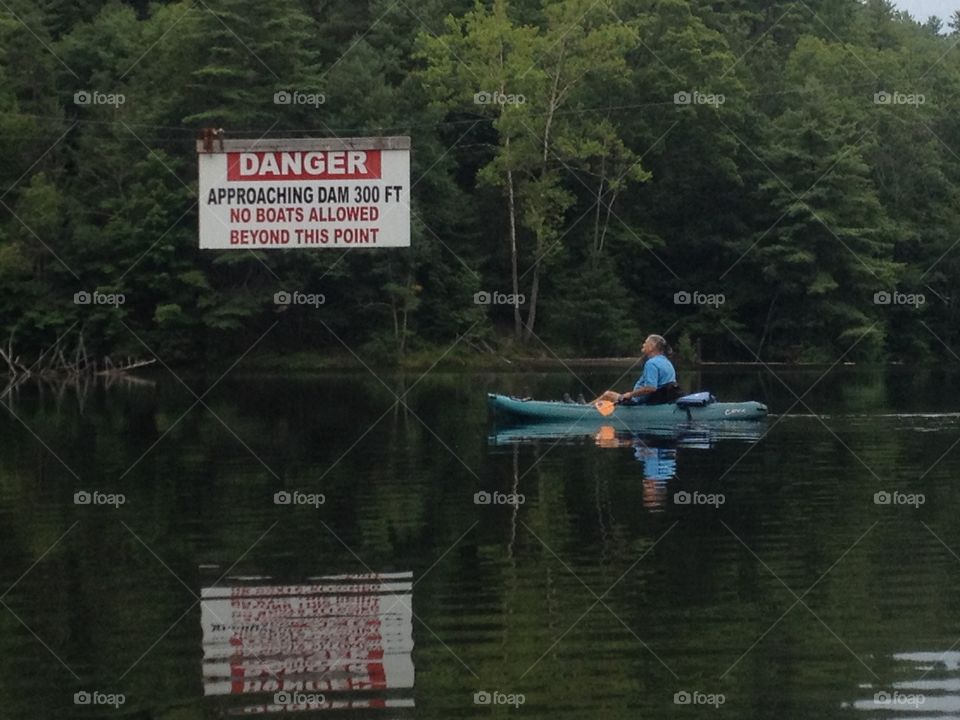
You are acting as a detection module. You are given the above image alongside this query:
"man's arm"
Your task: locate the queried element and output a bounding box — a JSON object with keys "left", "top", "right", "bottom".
{"left": 618, "top": 363, "right": 659, "bottom": 401}
{"left": 618, "top": 385, "right": 655, "bottom": 401}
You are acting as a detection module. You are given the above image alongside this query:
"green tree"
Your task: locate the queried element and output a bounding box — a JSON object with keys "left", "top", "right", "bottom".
{"left": 419, "top": 0, "right": 643, "bottom": 345}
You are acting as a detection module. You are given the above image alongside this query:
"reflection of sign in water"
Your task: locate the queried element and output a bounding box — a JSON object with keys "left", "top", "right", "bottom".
{"left": 849, "top": 651, "right": 960, "bottom": 714}
{"left": 201, "top": 572, "right": 414, "bottom": 714}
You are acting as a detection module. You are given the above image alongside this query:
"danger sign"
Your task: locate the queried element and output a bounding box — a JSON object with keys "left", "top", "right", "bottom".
{"left": 197, "top": 136, "right": 410, "bottom": 249}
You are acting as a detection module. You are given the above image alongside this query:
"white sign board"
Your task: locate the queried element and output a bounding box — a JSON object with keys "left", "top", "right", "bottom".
{"left": 197, "top": 136, "right": 410, "bottom": 249}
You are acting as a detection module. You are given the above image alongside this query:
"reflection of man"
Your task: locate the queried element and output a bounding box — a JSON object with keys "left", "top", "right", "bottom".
{"left": 589, "top": 428, "right": 678, "bottom": 510}
{"left": 634, "top": 444, "right": 676, "bottom": 511}
{"left": 634, "top": 445, "right": 677, "bottom": 479}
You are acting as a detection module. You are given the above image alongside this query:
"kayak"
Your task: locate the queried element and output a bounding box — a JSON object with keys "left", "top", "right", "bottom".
{"left": 488, "top": 393, "right": 768, "bottom": 425}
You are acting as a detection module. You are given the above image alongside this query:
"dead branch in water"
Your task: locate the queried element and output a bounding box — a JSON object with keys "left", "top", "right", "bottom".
{"left": 0, "top": 329, "right": 155, "bottom": 398}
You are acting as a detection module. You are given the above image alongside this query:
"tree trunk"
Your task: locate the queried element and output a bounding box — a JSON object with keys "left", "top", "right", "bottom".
{"left": 399, "top": 273, "right": 412, "bottom": 359}
{"left": 390, "top": 294, "right": 401, "bottom": 358}
{"left": 757, "top": 290, "right": 779, "bottom": 357}
{"left": 541, "top": 43, "right": 564, "bottom": 167}
{"left": 521, "top": 46, "right": 565, "bottom": 344}
{"left": 524, "top": 260, "right": 541, "bottom": 342}
{"left": 507, "top": 161, "right": 521, "bottom": 342}
{"left": 592, "top": 177, "right": 604, "bottom": 268}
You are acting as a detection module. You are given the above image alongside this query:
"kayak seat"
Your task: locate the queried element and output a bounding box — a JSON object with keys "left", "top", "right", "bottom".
{"left": 675, "top": 391, "right": 716, "bottom": 407}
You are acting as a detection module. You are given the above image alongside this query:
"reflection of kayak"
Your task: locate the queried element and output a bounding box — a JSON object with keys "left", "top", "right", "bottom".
{"left": 489, "top": 421, "right": 765, "bottom": 447}
{"left": 488, "top": 393, "right": 768, "bottom": 425}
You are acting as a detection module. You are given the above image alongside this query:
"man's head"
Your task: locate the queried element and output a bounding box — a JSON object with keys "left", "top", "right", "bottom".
{"left": 643, "top": 334, "right": 668, "bottom": 357}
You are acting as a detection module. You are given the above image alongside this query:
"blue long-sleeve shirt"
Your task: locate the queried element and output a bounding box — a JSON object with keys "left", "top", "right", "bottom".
{"left": 628, "top": 355, "right": 676, "bottom": 404}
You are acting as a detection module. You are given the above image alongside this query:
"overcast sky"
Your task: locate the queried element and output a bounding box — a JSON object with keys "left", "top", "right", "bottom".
{"left": 897, "top": 0, "right": 958, "bottom": 22}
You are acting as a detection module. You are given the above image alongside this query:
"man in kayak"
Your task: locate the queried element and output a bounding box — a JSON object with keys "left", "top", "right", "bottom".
{"left": 591, "top": 334, "right": 681, "bottom": 406}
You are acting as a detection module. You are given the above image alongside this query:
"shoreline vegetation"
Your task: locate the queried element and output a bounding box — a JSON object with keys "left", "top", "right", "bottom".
{"left": 237, "top": 349, "right": 894, "bottom": 373}
{"left": 0, "top": 347, "right": 921, "bottom": 398}
{"left": 0, "top": 341, "right": 913, "bottom": 390}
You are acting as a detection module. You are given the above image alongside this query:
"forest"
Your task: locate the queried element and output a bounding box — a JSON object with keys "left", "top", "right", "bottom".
{"left": 1, "top": 0, "right": 958, "bottom": 367}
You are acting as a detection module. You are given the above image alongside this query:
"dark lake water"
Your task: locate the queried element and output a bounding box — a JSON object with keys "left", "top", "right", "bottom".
{"left": 2, "top": 366, "right": 960, "bottom": 719}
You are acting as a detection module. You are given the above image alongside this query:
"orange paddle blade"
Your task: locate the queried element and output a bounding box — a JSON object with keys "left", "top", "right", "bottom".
{"left": 595, "top": 400, "right": 616, "bottom": 416}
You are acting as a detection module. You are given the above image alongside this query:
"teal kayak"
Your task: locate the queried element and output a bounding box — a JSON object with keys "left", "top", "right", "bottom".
{"left": 488, "top": 393, "right": 768, "bottom": 425}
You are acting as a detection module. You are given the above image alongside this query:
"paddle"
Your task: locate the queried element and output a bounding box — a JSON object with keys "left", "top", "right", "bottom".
{"left": 595, "top": 399, "right": 616, "bottom": 416}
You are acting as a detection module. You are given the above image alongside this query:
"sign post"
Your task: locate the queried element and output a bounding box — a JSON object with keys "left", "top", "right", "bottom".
{"left": 197, "top": 136, "right": 410, "bottom": 249}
